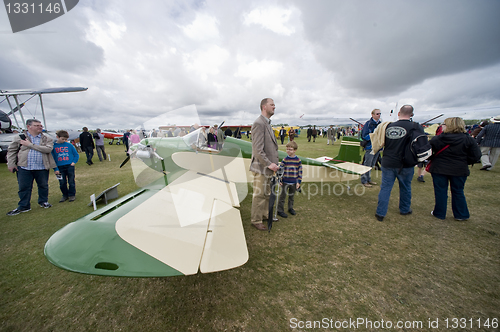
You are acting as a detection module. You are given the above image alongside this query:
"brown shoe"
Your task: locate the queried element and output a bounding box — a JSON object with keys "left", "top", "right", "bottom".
{"left": 362, "top": 183, "right": 372, "bottom": 188}
{"left": 369, "top": 181, "right": 377, "bottom": 185}
{"left": 252, "top": 223, "right": 267, "bottom": 231}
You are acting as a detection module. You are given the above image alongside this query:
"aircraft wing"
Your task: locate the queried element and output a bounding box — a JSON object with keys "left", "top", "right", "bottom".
{"left": 313, "top": 157, "right": 372, "bottom": 175}
{"left": 294, "top": 156, "right": 372, "bottom": 183}
{"left": 116, "top": 170, "right": 247, "bottom": 275}
{"left": 0, "top": 87, "right": 88, "bottom": 96}
{"left": 44, "top": 168, "right": 248, "bottom": 277}
{"left": 1, "top": 87, "right": 88, "bottom": 130}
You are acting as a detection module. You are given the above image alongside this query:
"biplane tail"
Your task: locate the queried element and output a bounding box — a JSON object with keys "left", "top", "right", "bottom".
{"left": 333, "top": 136, "right": 363, "bottom": 164}
{"left": 300, "top": 136, "right": 370, "bottom": 183}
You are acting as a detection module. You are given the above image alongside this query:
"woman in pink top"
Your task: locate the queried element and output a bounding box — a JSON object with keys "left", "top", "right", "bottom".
{"left": 130, "top": 130, "right": 141, "bottom": 144}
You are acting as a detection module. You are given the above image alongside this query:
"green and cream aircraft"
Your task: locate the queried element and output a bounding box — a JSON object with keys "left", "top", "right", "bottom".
{"left": 44, "top": 129, "right": 370, "bottom": 277}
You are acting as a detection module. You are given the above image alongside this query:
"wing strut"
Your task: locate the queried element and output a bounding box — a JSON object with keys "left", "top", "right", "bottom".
{"left": 12, "top": 96, "right": 27, "bottom": 130}
{"left": 4, "top": 96, "right": 21, "bottom": 129}
{"left": 38, "top": 93, "right": 48, "bottom": 130}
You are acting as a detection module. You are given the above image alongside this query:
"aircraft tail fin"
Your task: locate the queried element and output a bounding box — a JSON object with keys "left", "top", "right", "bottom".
{"left": 333, "top": 136, "right": 363, "bottom": 164}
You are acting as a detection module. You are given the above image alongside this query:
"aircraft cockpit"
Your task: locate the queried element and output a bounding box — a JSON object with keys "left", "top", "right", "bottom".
{"left": 183, "top": 127, "right": 222, "bottom": 154}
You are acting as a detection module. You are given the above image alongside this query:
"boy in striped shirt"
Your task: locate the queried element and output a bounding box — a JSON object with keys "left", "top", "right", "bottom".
{"left": 277, "top": 141, "right": 302, "bottom": 218}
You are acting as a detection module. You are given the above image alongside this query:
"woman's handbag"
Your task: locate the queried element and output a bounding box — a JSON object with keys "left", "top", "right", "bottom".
{"left": 425, "top": 145, "right": 450, "bottom": 172}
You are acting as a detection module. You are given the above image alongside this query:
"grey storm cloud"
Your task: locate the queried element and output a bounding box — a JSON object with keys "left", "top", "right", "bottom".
{"left": 298, "top": 0, "right": 500, "bottom": 96}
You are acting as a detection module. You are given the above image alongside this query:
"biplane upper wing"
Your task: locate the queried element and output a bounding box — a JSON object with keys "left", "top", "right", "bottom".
{"left": 1, "top": 87, "right": 87, "bottom": 130}
{"left": 0, "top": 87, "right": 88, "bottom": 96}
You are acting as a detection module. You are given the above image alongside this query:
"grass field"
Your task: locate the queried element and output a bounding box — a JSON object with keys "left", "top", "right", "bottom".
{"left": 1, "top": 135, "right": 499, "bottom": 332}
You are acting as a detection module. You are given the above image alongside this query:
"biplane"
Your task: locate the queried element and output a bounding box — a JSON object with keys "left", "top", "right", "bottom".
{"left": 0, "top": 87, "right": 87, "bottom": 162}
{"left": 44, "top": 128, "right": 371, "bottom": 277}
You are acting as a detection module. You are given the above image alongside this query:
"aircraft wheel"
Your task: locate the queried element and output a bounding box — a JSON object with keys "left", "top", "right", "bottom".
{"left": 0, "top": 150, "right": 7, "bottom": 163}
{"left": 116, "top": 141, "right": 121, "bottom": 145}
{"left": 109, "top": 141, "right": 113, "bottom": 145}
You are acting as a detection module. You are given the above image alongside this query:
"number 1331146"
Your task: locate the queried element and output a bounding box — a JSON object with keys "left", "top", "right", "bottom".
{"left": 6, "top": 2, "right": 62, "bottom": 14}
{"left": 441, "top": 318, "right": 498, "bottom": 329}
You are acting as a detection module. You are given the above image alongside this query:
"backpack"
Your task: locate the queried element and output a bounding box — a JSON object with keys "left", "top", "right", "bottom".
{"left": 401, "top": 123, "right": 432, "bottom": 168}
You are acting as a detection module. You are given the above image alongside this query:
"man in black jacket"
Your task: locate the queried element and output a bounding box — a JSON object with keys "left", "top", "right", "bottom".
{"left": 79, "top": 127, "right": 95, "bottom": 165}
{"left": 279, "top": 126, "right": 287, "bottom": 145}
{"left": 375, "top": 105, "right": 425, "bottom": 221}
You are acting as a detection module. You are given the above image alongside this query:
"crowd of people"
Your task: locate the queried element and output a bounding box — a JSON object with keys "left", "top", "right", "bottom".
{"left": 249, "top": 99, "right": 499, "bottom": 230}
{"left": 303, "top": 125, "right": 357, "bottom": 143}
{"left": 5, "top": 105, "right": 500, "bottom": 224}
{"left": 273, "top": 125, "right": 368, "bottom": 147}
{"left": 358, "top": 106, "right": 495, "bottom": 222}
{"left": 5, "top": 121, "right": 112, "bottom": 215}
{"left": 4, "top": 121, "right": 237, "bottom": 215}
{"left": 119, "top": 125, "right": 245, "bottom": 152}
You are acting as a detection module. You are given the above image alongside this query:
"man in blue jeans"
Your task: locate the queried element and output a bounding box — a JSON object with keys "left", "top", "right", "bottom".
{"left": 7, "top": 119, "right": 57, "bottom": 216}
{"left": 375, "top": 105, "right": 425, "bottom": 221}
{"left": 361, "top": 109, "right": 381, "bottom": 187}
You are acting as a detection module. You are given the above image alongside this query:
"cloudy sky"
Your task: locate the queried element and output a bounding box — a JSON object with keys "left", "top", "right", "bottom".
{"left": 1, "top": 0, "right": 500, "bottom": 130}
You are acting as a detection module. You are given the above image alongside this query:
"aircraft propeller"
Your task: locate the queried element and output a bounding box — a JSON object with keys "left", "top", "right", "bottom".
{"left": 119, "top": 144, "right": 148, "bottom": 168}
{"left": 421, "top": 114, "right": 444, "bottom": 125}
{"left": 119, "top": 156, "right": 131, "bottom": 168}
{"left": 120, "top": 143, "right": 165, "bottom": 171}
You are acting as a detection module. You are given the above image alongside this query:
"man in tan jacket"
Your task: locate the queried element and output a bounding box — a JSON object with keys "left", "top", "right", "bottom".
{"left": 249, "top": 98, "right": 279, "bottom": 230}
{"left": 7, "top": 119, "right": 56, "bottom": 216}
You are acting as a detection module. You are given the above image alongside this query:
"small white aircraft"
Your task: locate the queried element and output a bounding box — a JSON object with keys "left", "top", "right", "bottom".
{"left": 44, "top": 127, "right": 372, "bottom": 277}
